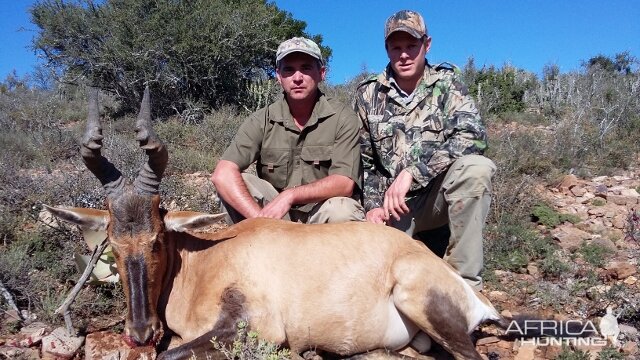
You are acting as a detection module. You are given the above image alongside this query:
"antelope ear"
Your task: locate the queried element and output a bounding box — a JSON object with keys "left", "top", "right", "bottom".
{"left": 163, "top": 211, "right": 227, "bottom": 232}
{"left": 43, "top": 204, "right": 109, "bottom": 231}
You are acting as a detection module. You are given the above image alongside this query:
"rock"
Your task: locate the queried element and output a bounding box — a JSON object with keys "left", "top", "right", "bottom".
{"left": 0, "top": 346, "right": 40, "bottom": 359}
{"left": 612, "top": 214, "right": 627, "bottom": 229}
{"left": 513, "top": 342, "right": 536, "bottom": 360}
{"left": 41, "top": 327, "right": 84, "bottom": 360}
{"left": 570, "top": 186, "right": 587, "bottom": 197}
{"left": 592, "top": 237, "right": 617, "bottom": 252}
{"left": 608, "top": 194, "right": 634, "bottom": 205}
{"left": 622, "top": 340, "right": 638, "bottom": 355}
{"left": 488, "top": 290, "right": 508, "bottom": 302}
{"left": 551, "top": 225, "right": 591, "bottom": 250}
{"left": 620, "top": 188, "right": 640, "bottom": 198}
{"left": 526, "top": 263, "right": 539, "bottom": 277}
{"left": 619, "top": 324, "right": 639, "bottom": 336}
{"left": 85, "top": 331, "right": 155, "bottom": 360}
{"left": 605, "top": 261, "right": 637, "bottom": 279}
{"left": 577, "top": 192, "right": 595, "bottom": 204}
{"left": 624, "top": 276, "right": 637, "bottom": 285}
{"left": 592, "top": 176, "right": 608, "bottom": 183}
{"left": 557, "top": 174, "right": 579, "bottom": 193}
{"left": 476, "top": 336, "right": 501, "bottom": 346}
{"left": 541, "top": 344, "right": 563, "bottom": 359}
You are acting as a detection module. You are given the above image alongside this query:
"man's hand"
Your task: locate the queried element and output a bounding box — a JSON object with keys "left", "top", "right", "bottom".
{"left": 383, "top": 169, "right": 413, "bottom": 221}
{"left": 257, "top": 189, "right": 294, "bottom": 219}
{"left": 366, "top": 207, "right": 389, "bottom": 224}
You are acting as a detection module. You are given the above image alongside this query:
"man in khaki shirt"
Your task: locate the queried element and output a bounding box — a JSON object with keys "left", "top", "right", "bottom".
{"left": 211, "top": 37, "right": 364, "bottom": 224}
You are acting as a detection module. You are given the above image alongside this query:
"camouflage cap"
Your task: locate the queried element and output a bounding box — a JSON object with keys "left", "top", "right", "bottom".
{"left": 384, "top": 10, "right": 428, "bottom": 40}
{"left": 276, "top": 37, "right": 324, "bottom": 66}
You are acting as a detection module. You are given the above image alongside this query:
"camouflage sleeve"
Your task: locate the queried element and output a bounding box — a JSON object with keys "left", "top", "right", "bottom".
{"left": 353, "top": 93, "right": 387, "bottom": 212}
{"left": 405, "top": 70, "right": 487, "bottom": 189}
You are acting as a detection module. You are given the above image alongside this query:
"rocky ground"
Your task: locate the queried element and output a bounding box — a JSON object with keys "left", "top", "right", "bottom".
{"left": 1, "top": 171, "right": 638, "bottom": 359}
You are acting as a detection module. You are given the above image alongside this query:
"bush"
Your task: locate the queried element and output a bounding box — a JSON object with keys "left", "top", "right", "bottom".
{"left": 31, "top": 0, "right": 331, "bottom": 115}
{"left": 531, "top": 203, "right": 581, "bottom": 228}
{"left": 578, "top": 242, "right": 613, "bottom": 267}
{"left": 211, "top": 321, "right": 290, "bottom": 360}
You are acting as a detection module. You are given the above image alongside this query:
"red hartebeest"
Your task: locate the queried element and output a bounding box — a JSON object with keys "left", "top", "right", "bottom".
{"left": 45, "top": 88, "right": 510, "bottom": 360}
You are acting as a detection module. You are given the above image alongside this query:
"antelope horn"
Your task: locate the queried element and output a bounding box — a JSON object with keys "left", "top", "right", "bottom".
{"left": 132, "top": 86, "right": 168, "bottom": 195}
{"left": 80, "top": 87, "right": 125, "bottom": 198}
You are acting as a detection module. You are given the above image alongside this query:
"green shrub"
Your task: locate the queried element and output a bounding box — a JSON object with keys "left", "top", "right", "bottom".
{"left": 591, "top": 198, "right": 606, "bottom": 206}
{"left": 578, "top": 242, "right": 612, "bottom": 267}
{"left": 597, "top": 346, "right": 624, "bottom": 360}
{"left": 556, "top": 346, "right": 590, "bottom": 360}
{"left": 211, "top": 321, "right": 290, "bottom": 360}
{"left": 531, "top": 203, "right": 580, "bottom": 228}
{"left": 539, "top": 251, "right": 570, "bottom": 278}
{"left": 485, "top": 216, "right": 556, "bottom": 272}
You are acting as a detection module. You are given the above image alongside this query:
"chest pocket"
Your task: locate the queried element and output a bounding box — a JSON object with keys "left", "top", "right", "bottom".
{"left": 367, "top": 114, "right": 394, "bottom": 142}
{"left": 258, "top": 148, "right": 290, "bottom": 190}
{"left": 300, "top": 146, "right": 332, "bottom": 184}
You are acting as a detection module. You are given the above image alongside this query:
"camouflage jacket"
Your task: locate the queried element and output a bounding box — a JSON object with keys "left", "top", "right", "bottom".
{"left": 354, "top": 62, "right": 487, "bottom": 211}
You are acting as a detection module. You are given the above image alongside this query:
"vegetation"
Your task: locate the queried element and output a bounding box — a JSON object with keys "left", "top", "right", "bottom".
{"left": 210, "top": 321, "right": 290, "bottom": 360}
{"left": 30, "top": 0, "right": 331, "bottom": 115}
{"left": 2, "top": 10, "right": 640, "bottom": 354}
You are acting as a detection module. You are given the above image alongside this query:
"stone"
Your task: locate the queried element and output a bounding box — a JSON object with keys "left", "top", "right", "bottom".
{"left": 0, "top": 346, "right": 41, "bottom": 359}
{"left": 619, "top": 324, "right": 638, "bottom": 336}
{"left": 488, "top": 290, "right": 508, "bottom": 302}
{"left": 557, "top": 174, "right": 579, "bottom": 193}
{"left": 623, "top": 275, "right": 637, "bottom": 285}
{"left": 541, "top": 344, "right": 563, "bottom": 359}
{"left": 605, "top": 261, "right": 637, "bottom": 279}
{"left": 527, "top": 263, "right": 539, "bottom": 277}
{"left": 592, "top": 237, "right": 617, "bottom": 252}
{"left": 513, "top": 343, "right": 536, "bottom": 360}
{"left": 608, "top": 194, "right": 633, "bottom": 205}
{"left": 621, "top": 340, "right": 638, "bottom": 355}
{"left": 41, "top": 327, "right": 84, "bottom": 360}
{"left": 620, "top": 188, "right": 640, "bottom": 198}
{"left": 85, "top": 331, "right": 155, "bottom": 360}
{"left": 570, "top": 186, "right": 587, "bottom": 197}
{"left": 476, "top": 336, "right": 501, "bottom": 346}
{"left": 551, "top": 225, "right": 591, "bottom": 250}
{"left": 612, "top": 214, "right": 627, "bottom": 229}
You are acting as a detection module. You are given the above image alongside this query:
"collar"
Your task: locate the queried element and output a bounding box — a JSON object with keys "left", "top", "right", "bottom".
{"left": 271, "top": 91, "right": 336, "bottom": 132}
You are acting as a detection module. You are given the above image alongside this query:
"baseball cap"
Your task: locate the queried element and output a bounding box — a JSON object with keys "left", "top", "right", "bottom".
{"left": 384, "top": 10, "right": 428, "bottom": 40}
{"left": 276, "top": 37, "right": 324, "bottom": 66}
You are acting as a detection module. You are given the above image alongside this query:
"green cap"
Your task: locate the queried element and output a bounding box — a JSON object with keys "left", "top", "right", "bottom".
{"left": 384, "top": 10, "right": 427, "bottom": 40}
{"left": 276, "top": 37, "right": 324, "bottom": 66}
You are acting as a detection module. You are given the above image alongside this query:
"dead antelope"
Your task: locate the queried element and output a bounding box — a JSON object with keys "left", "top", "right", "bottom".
{"left": 46, "top": 88, "right": 514, "bottom": 360}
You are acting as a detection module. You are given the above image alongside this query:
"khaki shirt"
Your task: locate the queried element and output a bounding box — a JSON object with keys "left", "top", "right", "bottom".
{"left": 222, "top": 92, "right": 362, "bottom": 205}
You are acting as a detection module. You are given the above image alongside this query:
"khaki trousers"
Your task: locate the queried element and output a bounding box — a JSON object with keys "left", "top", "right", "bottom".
{"left": 389, "top": 155, "right": 496, "bottom": 290}
{"left": 220, "top": 173, "right": 366, "bottom": 224}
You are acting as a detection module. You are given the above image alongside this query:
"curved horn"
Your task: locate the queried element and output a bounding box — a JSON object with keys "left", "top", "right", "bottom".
{"left": 80, "top": 87, "right": 125, "bottom": 198}
{"left": 132, "top": 86, "right": 168, "bottom": 195}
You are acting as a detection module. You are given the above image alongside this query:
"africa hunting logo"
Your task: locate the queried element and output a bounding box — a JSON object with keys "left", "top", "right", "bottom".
{"left": 504, "top": 307, "right": 620, "bottom": 347}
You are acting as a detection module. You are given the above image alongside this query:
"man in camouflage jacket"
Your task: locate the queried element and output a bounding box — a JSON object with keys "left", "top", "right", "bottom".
{"left": 354, "top": 10, "right": 496, "bottom": 289}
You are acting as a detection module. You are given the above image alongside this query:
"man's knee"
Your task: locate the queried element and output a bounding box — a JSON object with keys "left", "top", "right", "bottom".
{"left": 446, "top": 155, "right": 496, "bottom": 197}
{"left": 311, "top": 197, "right": 365, "bottom": 224}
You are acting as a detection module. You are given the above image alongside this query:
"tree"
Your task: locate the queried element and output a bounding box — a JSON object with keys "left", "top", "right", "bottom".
{"left": 30, "top": 0, "right": 332, "bottom": 115}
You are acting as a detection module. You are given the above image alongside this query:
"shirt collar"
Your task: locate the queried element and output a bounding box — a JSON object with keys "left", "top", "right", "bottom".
{"left": 272, "top": 90, "right": 335, "bottom": 131}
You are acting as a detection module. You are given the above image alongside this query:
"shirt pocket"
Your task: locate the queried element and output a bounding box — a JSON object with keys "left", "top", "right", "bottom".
{"left": 258, "top": 148, "right": 290, "bottom": 190}
{"left": 367, "top": 114, "right": 394, "bottom": 142}
{"left": 300, "top": 145, "right": 332, "bottom": 184}
{"left": 420, "top": 114, "right": 445, "bottom": 142}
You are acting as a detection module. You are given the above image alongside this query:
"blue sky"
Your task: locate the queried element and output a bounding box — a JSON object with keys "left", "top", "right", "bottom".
{"left": 1, "top": 1, "right": 639, "bottom": 85}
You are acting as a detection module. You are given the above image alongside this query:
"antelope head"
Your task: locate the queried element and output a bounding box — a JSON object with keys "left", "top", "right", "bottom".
{"left": 45, "top": 87, "right": 226, "bottom": 347}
